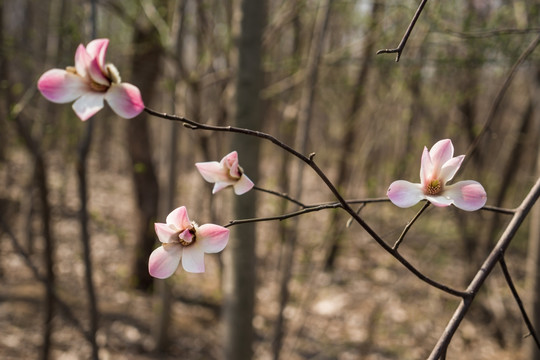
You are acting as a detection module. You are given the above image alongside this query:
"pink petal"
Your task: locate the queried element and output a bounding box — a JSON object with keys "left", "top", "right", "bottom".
{"left": 221, "top": 151, "right": 239, "bottom": 169}
{"left": 429, "top": 139, "right": 454, "bottom": 171}
{"left": 233, "top": 174, "right": 254, "bottom": 195}
{"left": 155, "top": 223, "right": 178, "bottom": 244}
{"left": 88, "top": 58, "right": 110, "bottom": 86}
{"left": 37, "top": 69, "right": 88, "bottom": 103}
{"left": 387, "top": 180, "right": 425, "bottom": 208}
{"left": 197, "top": 224, "right": 229, "bottom": 253}
{"left": 181, "top": 245, "right": 205, "bottom": 273}
{"left": 148, "top": 243, "right": 182, "bottom": 279}
{"left": 105, "top": 83, "right": 145, "bottom": 119}
{"left": 443, "top": 181, "right": 487, "bottom": 211}
{"left": 212, "top": 180, "right": 235, "bottom": 194}
{"left": 195, "top": 161, "right": 229, "bottom": 183}
{"left": 439, "top": 155, "right": 464, "bottom": 184}
{"left": 166, "top": 206, "right": 191, "bottom": 229}
{"left": 420, "top": 147, "right": 433, "bottom": 186}
{"left": 75, "top": 44, "right": 91, "bottom": 78}
{"left": 85, "top": 39, "right": 109, "bottom": 69}
{"left": 425, "top": 195, "right": 454, "bottom": 207}
{"left": 72, "top": 92, "right": 105, "bottom": 121}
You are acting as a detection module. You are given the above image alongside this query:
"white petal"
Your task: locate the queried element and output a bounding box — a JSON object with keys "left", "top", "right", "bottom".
{"left": 439, "top": 155, "right": 464, "bottom": 183}
{"left": 387, "top": 180, "right": 425, "bottom": 208}
{"left": 181, "top": 245, "right": 205, "bottom": 273}
{"left": 197, "top": 224, "right": 229, "bottom": 253}
{"left": 72, "top": 92, "right": 105, "bottom": 121}
{"left": 233, "top": 175, "right": 254, "bottom": 195}
{"left": 105, "top": 83, "right": 145, "bottom": 119}
{"left": 37, "top": 69, "right": 88, "bottom": 103}
{"left": 443, "top": 181, "right": 487, "bottom": 211}
{"left": 148, "top": 244, "right": 182, "bottom": 279}
{"left": 166, "top": 206, "right": 191, "bottom": 229}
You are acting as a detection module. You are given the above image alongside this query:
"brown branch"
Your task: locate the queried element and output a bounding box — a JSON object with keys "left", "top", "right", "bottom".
{"left": 393, "top": 201, "right": 430, "bottom": 250}
{"left": 499, "top": 257, "right": 540, "bottom": 350}
{"left": 145, "top": 107, "right": 467, "bottom": 298}
{"left": 428, "top": 177, "right": 540, "bottom": 359}
{"left": 376, "top": 0, "right": 429, "bottom": 62}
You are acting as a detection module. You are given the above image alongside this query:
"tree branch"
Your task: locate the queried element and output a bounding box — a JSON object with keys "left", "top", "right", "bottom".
{"left": 428, "top": 177, "right": 540, "bottom": 359}
{"left": 145, "top": 107, "right": 467, "bottom": 298}
{"left": 376, "top": 0, "right": 429, "bottom": 62}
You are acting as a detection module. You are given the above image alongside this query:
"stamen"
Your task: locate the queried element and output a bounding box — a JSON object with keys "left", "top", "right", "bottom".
{"left": 426, "top": 179, "right": 442, "bottom": 195}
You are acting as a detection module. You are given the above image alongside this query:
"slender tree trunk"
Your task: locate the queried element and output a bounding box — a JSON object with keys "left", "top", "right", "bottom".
{"left": 324, "top": 0, "right": 383, "bottom": 271}
{"left": 129, "top": 16, "right": 162, "bottom": 290}
{"left": 223, "top": 1, "right": 266, "bottom": 359}
{"left": 526, "top": 66, "right": 540, "bottom": 360}
{"left": 272, "top": 2, "right": 332, "bottom": 358}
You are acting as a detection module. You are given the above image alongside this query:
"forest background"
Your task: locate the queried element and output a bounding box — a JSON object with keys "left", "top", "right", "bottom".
{"left": 0, "top": 0, "right": 540, "bottom": 359}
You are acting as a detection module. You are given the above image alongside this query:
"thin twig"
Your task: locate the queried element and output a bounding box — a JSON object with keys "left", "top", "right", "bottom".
{"left": 253, "top": 185, "right": 306, "bottom": 208}
{"left": 225, "top": 202, "right": 343, "bottom": 227}
{"left": 145, "top": 107, "right": 467, "bottom": 298}
{"left": 393, "top": 201, "right": 430, "bottom": 250}
{"left": 441, "top": 27, "right": 540, "bottom": 39}
{"left": 428, "top": 177, "right": 540, "bottom": 360}
{"left": 464, "top": 32, "right": 540, "bottom": 165}
{"left": 499, "top": 257, "right": 540, "bottom": 349}
{"left": 376, "top": 0, "right": 429, "bottom": 62}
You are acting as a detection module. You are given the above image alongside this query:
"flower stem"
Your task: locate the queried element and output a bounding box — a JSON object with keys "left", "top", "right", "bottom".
{"left": 393, "top": 201, "right": 431, "bottom": 251}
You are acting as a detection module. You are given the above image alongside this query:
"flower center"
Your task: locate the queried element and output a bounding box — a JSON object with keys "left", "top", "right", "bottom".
{"left": 426, "top": 179, "right": 442, "bottom": 195}
{"left": 89, "top": 81, "right": 109, "bottom": 92}
{"left": 178, "top": 224, "right": 197, "bottom": 247}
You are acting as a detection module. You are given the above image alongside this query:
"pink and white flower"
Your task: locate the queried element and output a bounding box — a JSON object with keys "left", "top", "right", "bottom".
{"left": 195, "top": 151, "right": 254, "bottom": 195}
{"left": 37, "top": 38, "right": 144, "bottom": 121}
{"left": 387, "top": 139, "right": 487, "bottom": 211}
{"left": 149, "top": 206, "right": 229, "bottom": 278}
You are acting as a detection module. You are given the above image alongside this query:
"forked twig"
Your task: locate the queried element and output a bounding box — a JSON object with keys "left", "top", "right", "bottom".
{"left": 376, "top": 0, "right": 429, "bottom": 62}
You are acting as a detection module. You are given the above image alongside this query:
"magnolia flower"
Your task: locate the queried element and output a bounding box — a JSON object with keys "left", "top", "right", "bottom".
{"left": 149, "top": 206, "right": 229, "bottom": 278}
{"left": 387, "top": 139, "right": 487, "bottom": 211}
{"left": 37, "top": 38, "right": 144, "bottom": 121}
{"left": 195, "top": 151, "right": 254, "bottom": 195}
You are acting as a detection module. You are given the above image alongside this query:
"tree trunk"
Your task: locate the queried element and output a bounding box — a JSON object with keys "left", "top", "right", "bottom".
{"left": 128, "top": 16, "right": 162, "bottom": 290}
{"left": 223, "top": 1, "right": 266, "bottom": 359}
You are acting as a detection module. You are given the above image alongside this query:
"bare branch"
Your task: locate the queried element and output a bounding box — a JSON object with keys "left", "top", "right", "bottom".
{"left": 376, "top": 0, "right": 429, "bottom": 62}
{"left": 428, "top": 177, "right": 540, "bottom": 359}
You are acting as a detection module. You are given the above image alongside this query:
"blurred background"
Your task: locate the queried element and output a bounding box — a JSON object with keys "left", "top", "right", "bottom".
{"left": 0, "top": 0, "right": 539, "bottom": 359}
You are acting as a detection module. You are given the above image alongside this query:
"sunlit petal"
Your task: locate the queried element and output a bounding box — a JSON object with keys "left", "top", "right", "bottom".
{"left": 444, "top": 181, "right": 487, "bottom": 211}
{"left": 38, "top": 69, "right": 88, "bottom": 103}
{"left": 439, "top": 155, "right": 464, "bottom": 183}
{"left": 154, "top": 223, "right": 178, "bottom": 244}
{"left": 233, "top": 174, "right": 254, "bottom": 195}
{"left": 74, "top": 44, "right": 91, "bottom": 78}
{"left": 195, "top": 161, "right": 228, "bottom": 183}
{"left": 387, "top": 180, "right": 425, "bottom": 208}
{"left": 425, "top": 195, "right": 454, "bottom": 207}
{"left": 105, "top": 83, "right": 145, "bottom": 119}
{"left": 85, "top": 38, "right": 109, "bottom": 69}
{"left": 197, "top": 224, "right": 229, "bottom": 253}
{"left": 420, "top": 147, "right": 432, "bottom": 186}
{"left": 72, "top": 92, "right": 105, "bottom": 121}
{"left": 429, "top": 139, "right": 454, "bottom": 170}
{"left": 166, "top": 206, "right": 191, "bottom": 229}
{"left": 148, "top": 243, "right": 182, "bottom": 279}
{"left": 182, "top": 245, "right": 205, "bottom": 273}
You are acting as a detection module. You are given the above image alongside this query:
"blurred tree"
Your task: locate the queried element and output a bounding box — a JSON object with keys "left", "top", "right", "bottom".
{"left": 223, "top": 0, "right": 266, "bottom": 359}
{"left": 128, "top": 8, "right": 163, "bottom": 290}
